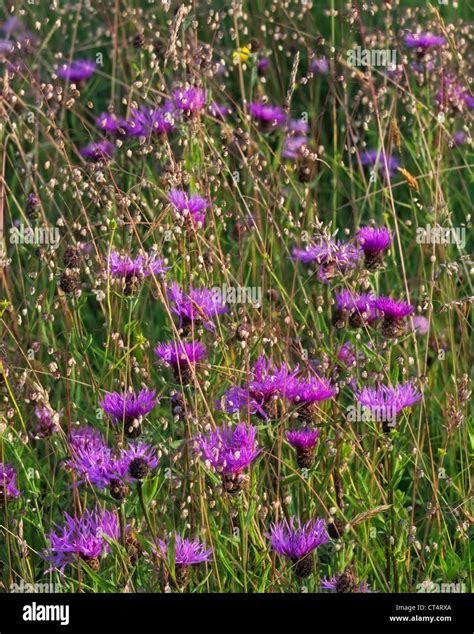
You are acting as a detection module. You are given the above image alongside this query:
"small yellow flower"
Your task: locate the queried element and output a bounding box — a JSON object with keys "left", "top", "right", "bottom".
{"left": 233, "top": 46, "right": 251, "bottom": 63}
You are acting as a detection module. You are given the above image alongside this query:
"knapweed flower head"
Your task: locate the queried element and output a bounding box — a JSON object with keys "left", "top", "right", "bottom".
{"left": 360, "top": 150, "right": 399, "bottom": 178}
{"left": 412, "top": 315, "right": 429, "bottom": 336}
{"left": 375, "top": 297, "right": 414, "bottom": 319}
{"left": 33, "top": 404, "right": 61, "bottom": 438}
{"left": 69, "top": 426, "right": 105, "bottom": 453}
{"left": 194, "top": 423, "right": 259, "bottom": 477}
{"left": 96, "top": 112, "right": 122, "bottom": 134}
{"left": 173, "top": 86, "right": 207, "bottom": 114}
{"left": 167, "top": 283, "right": 228, "bottom": 331}
{"left": 99, "top": 388, "right": 157, "bottom": 437}
{"left": 45, "top": 507, "right": 120, "bottom": 573}
{"left": 155, "top": 534, "right": 212, "bottom": 587}
{"left": 293, "top": 238, "right": 360, "bottom": 283}
{"left": 285, "top": 374, "right": 336, "bottom": 404}
{"left": 126, "top": 104, "right": 176, "bottom": 136}
{"left": 286, "top": 428, "right": 320, "bottom": 469}
{"left": 334, "top": 290, "right": 377, "bottom": 326}
{"left": 154, "top": 340, "right": 207, "bottom": 366}
{"left": 321, "top": 569, "right": 370, "bottom": 593}
{"left": 357, "top": 226, "right": 392, "bottom": 256}
{"left": 356, "top": 382, "right": 422, "bottom": 431}
{"left": 250, "top": 102, "right": 287, "bottom": 128}
{"left": 120, "top": 442, "right": 159, "bottom": 481}
{"left": 282, "top": 135, "right": 307, "bottom": 159}
{"left": 405, "top": 33, "right": 446, "bottom": 49}
{"left": 209, "top": 101, "right": 231, "bottom": 118}
{"left": 57, "top": 59, "right": 96, "bottom": 81}
{"left": 268, "top": 516, "right": 329, "bottom": 577}
{"left": 0, "top": 463, "right": 20, "bottom": 502}
{"left": 286, "top": 428, "right": 320, "bottom": 449}
{"left": 217, "top": 357, "right": 299, "bottom": 419}
{"left": 168, "top": 189, "right": 209, "bottom": 227}
{"left": 437, "top": 74, "right": 474, "bottom": 112}
{"left": 108, "top": 250, "right": 168, "bottom": 282}
{"left": 157, "top": 534, "right": 212, "bottom": 566}
{"left": 310, "top": 56, "right": 329, "bottom": 74}
{"left": 375, "top": 296, "right": 414, "bottom": 338}
{"left": 80, "top": 140, "right": 115, "bottom": 161}
{"left": 67, "top": 429, "right": 122, "bottom": 490}
{"left": 257, "top": 57, "right": 270, "bottom": 75}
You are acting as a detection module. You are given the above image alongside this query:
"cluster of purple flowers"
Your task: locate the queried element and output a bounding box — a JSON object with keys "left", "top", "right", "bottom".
{"left": 217, "top": 356, "right": 335, "bottom": 423}
{"left": 68, "top": 426, "right": 159, "bottom": 497}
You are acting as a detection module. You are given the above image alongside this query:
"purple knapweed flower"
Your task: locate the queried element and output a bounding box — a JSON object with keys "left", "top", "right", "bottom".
{"left": 1, "top": 17, "right": 25, "bottom": 36}
{"left": 157, "top": 534, "right": 212, "bottom": 566}
{"left": 67, "top": 429, "right": 120, "bottom": 490}
{"left": 69, "top": 426, "right": 105, "bottom": 453}
{"left": 405, "top": 33, "right": 446, "bottom": 49}
{"left": 375, "top": 297, "right": 414, "bottom": 338}
{"left": 209, "top": 101, "right": 231, "bottom": 118}
{"left": 321, "top": 569, "right": 371, "bottom": 593}
{"left": 57, "top": 59, "right": 96, "bottom": 82}
{"left": 437, "top": 75, "right": 474, "bottom": 112}
{"left": 285, "top": 374, "right": 336, "bottom": 405}
{"left": 309, "top": 56, "right": 329, "bottom": 74}
{"left": 0, "top": 39, "right": 15, "bottom": 55}
{"left": 452, "top": 131, "right": 469, "bottom": 146}
{"left": 250, "top": 102, "right": 287, "bottom": 129}
{"left": 268, "top": 516, "right": 329, "bottom": 577}
{"left": 99, "top": 388, "right": 157, "bottom": 438}
{"left": 412, "top": 315, "right": 429, "bottom": 336}
{"left": 155, "top": 534, "right": 212, "bottom": 587}
{"left": 168, "top": 189, "right": 209, "bottom": 227}
{"left": 337, "top": 342, "right": 357, "bottom": 366}
{"left": 80, "top": 140, "right": 115, "bottom": 162}
{"left": 45, "top": 507, "right": 120, "bottom": 573}
{"left": 360, "top": 150, "right": 399, "bottom": 179}
{"left": 293, "top": 238, "right": 360, "bottom": 283}
{"left": 217, "top": 356, "right": 299, "bottom": 419}
{"left": 154, "top": 340, "right": 207, "bottom": 384}
{"left": 257, "top": 57, "right": 270, "bottom": 75}
{"left": 282, "top": 135, "right": 308, "bottom": 159}
{"left": 120, "top": 441, "right": 159, "bottom": 481}
{"left": 167, "top": 283, "right": 228, "bottom": 331}
{"left": 108, "top": 250, "right": 168, "bottom": 294}
{"left": 173, "top": 86, "right": 207, "bottom": 115}
{"left": 33, "top": 404, "right": 61, "bottom": 438}
{"left": 334, "top": 290, "right": 377, "bottom": 327}
{"left": 194, "top": 423, "right": 259, "bottom": 493}
{"left": 357, "top": 226, "right": 392, "bottom": 271}
{"left": 96, "top": 112, "right": 123, "bottom": 134}
{"left": 154, "top": 340, "right": 207, "bottom": 366}
{"left": 126, "top": 105, "right": 176, "bottom": 136}
{"left": 286, "top": 428, "right": 320, "bottom": 469}
{"left": 0, "top": 463, "right": 20, "bottom": 502}
{"left": 356, "top": 381, "right": 422, "bottom": 432}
